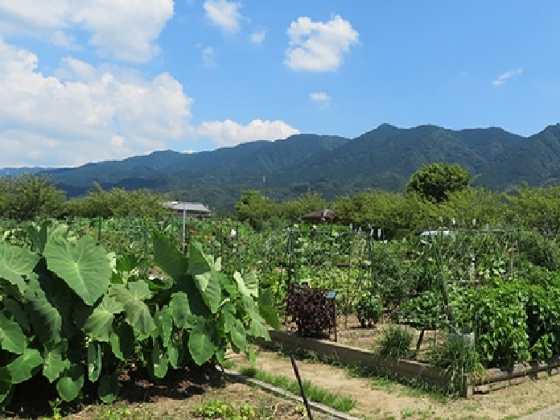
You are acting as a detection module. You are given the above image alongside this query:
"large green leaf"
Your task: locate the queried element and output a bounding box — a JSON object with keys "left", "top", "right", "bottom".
{"left": 234, "top": 271, "right": 258, "bottom": 298}
{"left": 169, "top": 292, "right": 194, "bottom": 329}
{"left": 24, "top": 277, "right": 63, "bottom": 343}
{"left": 44, "top": 235, "right": 111, "bottom": 305}
{"left": 87, "top": 342, "right": 102, "bottom": 382}
{"left": 110, "top": 281, "right": 155, "bottom": 335}
{"left": 98, "top": 371, "right": 119, "bottom": 404}
{"left": 189, "top": 243, "right": 212, "bottom": 292}
{"left": 259, "top": 289, "right": 280, "bottom": 331}
{"left": 188, "top": 318, "right": 217, "bottom": 366}
{"left": 0, "top": 313, "right": 26, "bottom": 354}
{"left": 56, "top": 364, "right": 84, "bottom": 402}
{"left": 153, "top": 232, "right": 189, "bottom": 281}
{"left": 109, "top": 322, "right": 135, "bottom": 361}
{"left": 3, "top": 298, "right": 30, "bottom": 332}
{"left": 228, "top": 318, "right": 247, "bottom": 352}
{"left": 83, "top": 295, "right": 123, "bottom": 342}
{"left": 43, "top": 340, "right": 71, "bottom": 383}
{"left": 154, "top": 306, "right": 173, "bottom": 348}
{"left": 0, "top": 242, "right": 39, "bottom": 293}
{"left": 150, "top": 341, "right": 168, "bottom": 379}
{"left": 6, "top": 348, "right": 43, "bottom": 384}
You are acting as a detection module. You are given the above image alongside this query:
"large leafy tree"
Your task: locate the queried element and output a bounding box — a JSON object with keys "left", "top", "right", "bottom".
{"left": 65, "top": 183, "right": 168, "bottom": 218}
{"left": 234, "top": 190, "right": 279, "bottom": 230}
{"left": 0, "top": 174, "right": 66, "bottom": 220}
{"left": 406, "top": 163, "right": 471, "bottom": 203}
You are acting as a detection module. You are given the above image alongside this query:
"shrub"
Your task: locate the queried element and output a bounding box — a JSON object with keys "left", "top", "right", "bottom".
{"left": 355, "top": 292, "right": 384, "bottom": 327}
{"left": 377, "top": 324, "right": 414, "bottom": 359}
{"left": 285, "top": 283, "right": 335, "bottom": 337}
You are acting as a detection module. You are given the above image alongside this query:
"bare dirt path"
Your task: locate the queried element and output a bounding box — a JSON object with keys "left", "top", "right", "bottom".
{"left": 228, "top": 348, "right": 560, "bottom": 419}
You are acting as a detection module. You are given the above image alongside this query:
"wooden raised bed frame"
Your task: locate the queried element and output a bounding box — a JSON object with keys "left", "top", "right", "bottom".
{"left": 266, "top": 330, "right": 560, "bottom": 398}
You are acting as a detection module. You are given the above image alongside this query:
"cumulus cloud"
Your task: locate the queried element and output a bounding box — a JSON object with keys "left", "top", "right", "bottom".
{"left": 203, "top": 0, "right": 244, "bottom": 34}
{"left": 492, "top": 68, "right": 522, "bottom": 87}
{"left": 310, "top": 91, "right": 331, "bottom": 103}
{"left": 197, "top": 119, "right": 300, "bottom": 147}
{"left": 0, "top": 39, "right": 193, "bottom": 167}
{"left": 0, "top": 0, "right": 174, "bottom": 62}
{"left": 250, "top": 29, "right": 266, "bottom": 45}
{"left": 285, "top": 15, "right": 359, "bottom": 72}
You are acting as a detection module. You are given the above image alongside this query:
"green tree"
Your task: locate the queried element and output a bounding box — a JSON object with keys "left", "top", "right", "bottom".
{"left": 0, "top": 174, "right": 66, "bottom": 220}
{"left": 234, "top": 190, "right": 279, "bottom": 230}
{"left": 279, "top": 191, "right": 329, "bottom": 220}
{"left": 406, "top": 163, "right": 471, "bottom": 203}
{"left": 65, "top": 183, "right": 168, "bottom": 218}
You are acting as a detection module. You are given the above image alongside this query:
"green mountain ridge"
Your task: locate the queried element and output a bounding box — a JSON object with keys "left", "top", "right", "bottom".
{"left": 4, "top": 123, "right": 560, "bottom": 212}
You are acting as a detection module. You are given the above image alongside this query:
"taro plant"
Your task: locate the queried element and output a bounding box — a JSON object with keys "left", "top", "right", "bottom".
{"left": 0, "top": 221, "right": 279, "bottom": 410}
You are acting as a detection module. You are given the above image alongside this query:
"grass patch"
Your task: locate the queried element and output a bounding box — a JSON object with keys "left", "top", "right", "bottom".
{"left": 239, "top": 366, "right": 356, "bottom": 413}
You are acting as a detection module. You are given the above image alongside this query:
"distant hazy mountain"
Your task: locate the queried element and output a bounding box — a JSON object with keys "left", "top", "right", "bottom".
{"left": 4, "top": 124, "right": 560, "bottom": 212}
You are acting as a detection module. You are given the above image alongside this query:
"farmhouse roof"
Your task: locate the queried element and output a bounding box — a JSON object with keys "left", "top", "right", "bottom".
{"left": 163, "top": 201, "right": 211, "bottom": 213}
{"left": 299, "top": 209, "right": 336, "bottom": 223}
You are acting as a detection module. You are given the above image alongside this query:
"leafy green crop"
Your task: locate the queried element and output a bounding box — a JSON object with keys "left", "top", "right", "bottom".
{"left": 0, "top": 221, "right": 279, "bottom": 410}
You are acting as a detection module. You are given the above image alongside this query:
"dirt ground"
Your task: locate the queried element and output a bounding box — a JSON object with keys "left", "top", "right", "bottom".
{"left": 226, "top": 316, "right": 560, "bottom": 419}
{"left": 7, "top": 317, "right": 560, "bottom": 419}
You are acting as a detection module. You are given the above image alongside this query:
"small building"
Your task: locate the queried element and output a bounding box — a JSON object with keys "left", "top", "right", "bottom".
{"left": 163, "top": 201, "right": 211, "bottom": 218}
{"left": 298, "top": 209, "right": 336, "bottom": 223}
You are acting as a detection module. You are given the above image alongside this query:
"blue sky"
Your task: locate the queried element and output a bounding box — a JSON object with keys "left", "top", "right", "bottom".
{"left": 1, "top": 1, "right": 560, "bottom": 168}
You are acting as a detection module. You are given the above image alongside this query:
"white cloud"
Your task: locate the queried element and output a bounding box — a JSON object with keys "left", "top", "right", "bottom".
{"left": 0, "top": 39, "right": 193, "bottom": 167}
{"left": 310, "top": 92, "right": 331, "bottom": 103}
{"left": 0, "top": 0, "right": 174, "bottom": 62}
{"left": 285, "top": 15, "right": 359, "bottom": 72}
{"left": 203, "top": 0, "right": 243, "bottom": 34}
{"left": 250, "top": 29, "right": 266, "bottom": 45}
{"left": 197, "top": 119, "right": 300, "bottom": 147}
{"left": 201, "top": 46, "right": 217, "bottom": 67}
{"left": 492, "top": 68, "right": 522, "bottom": 87}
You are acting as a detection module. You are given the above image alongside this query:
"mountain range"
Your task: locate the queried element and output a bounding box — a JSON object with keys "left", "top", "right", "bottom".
{"left": 3, "top": 123, "right": 560, "bottom": 212}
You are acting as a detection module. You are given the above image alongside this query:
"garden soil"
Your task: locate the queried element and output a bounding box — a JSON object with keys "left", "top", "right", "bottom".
{"left": 7, "top": 317, "right": 560, "bottom": 419}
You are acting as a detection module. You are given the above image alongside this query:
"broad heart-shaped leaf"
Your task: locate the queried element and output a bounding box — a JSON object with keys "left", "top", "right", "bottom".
{"left": 0, "top": 313, "right": 26, "bottom": 354}
{"left": 235, "top": 271, "right": 259, "bottom": 298}
{"left": 169, "top": 292, "right": 194, "bottom": 329}
{"left": 43, "top": 340, "right": 71, "bottom": 383}
{"left": 87, "top": 342, "right": 102, "bottom": 382}
{"left": 82, "top": 295, "right": 123, "bottom": 342}
{"left": 188, "top": 318, "right": 218, "bottom": 366}
{"left": 3, "top": 298, "right": 30, "bottom": 332}
{"left": 228, "top": 318, "right": 247, "bottom": 352}
{"left": 56, "top": 364, "right": 84, "bottom": 402}
{"left": 259, "top": 289, "right": 280, "bottom": 331}
{"left": 154, "top": 306, "right": 173, "bottom": 348}
{"left": 98, "top": 371, "right": 119, "bottom": 403}
{"left": 110, "top": 281, "right": 155, "bottom": 335}
{"left": 221, "top": 302, "right": 237, "bottom": 334}
{"left": 44, "top": 235, "right": 111, "bottom": 306}
{"left": 109, "top": 322, "right": 135, "bottom": 362}
{"left": 0, "top": 242, "right": 40, "bottom": 293}
{"left": 189, "top": 243, "right": 213, "bottom": 292}
{"left": 26, "top": 220, "right": 52, "bottom": 254}
{"left": 153, "top": 232, "right": 189, "bottom": 281}
{"left": 150, "top": 340, "right": 169, "bottom": 379}
{"left": 6, "top": 348, "right": 43, "bottom": 384}
{"left": 24, "top": 277, "right": 63, "bottom": 344}
{"left": 0, "top": 374, "right": 12, "bottom": 406}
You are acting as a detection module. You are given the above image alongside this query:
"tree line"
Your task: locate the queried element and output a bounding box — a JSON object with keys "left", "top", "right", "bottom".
{"left": 2, "top": 163, "right": 560, "bottom": 239}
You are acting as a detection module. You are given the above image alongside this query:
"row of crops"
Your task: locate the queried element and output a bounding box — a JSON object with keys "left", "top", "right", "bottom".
{"left": 3, "top": 216, "right": 560, "bottom": 405}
